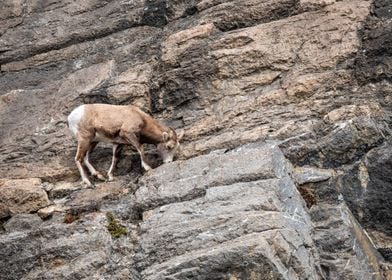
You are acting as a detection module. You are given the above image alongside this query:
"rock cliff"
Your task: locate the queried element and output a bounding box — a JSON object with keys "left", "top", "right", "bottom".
{"left": 0, "top": 0, "right": 391, "bottom": 279}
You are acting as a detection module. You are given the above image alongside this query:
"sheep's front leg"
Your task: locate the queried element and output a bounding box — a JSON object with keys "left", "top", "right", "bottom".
{"left": 107, "top": 144, "right": 123, "bottom": 181}
{"left": 120, "top": 131, "right": 152, "bottom": 171}
{"left": 138, "top": 145, "right": 152, "bottom": 171}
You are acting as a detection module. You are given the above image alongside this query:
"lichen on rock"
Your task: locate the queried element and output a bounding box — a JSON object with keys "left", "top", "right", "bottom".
{"left": 106, "top": 212, "right": 128, "bottom": 239}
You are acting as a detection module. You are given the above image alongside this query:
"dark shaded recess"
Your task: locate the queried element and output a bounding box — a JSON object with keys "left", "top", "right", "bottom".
{"left": 379, "top": 248, "right": 392, "bottom": 262}
{"left": 321, "top": 138, "right": 385, "bottom": 169}
{"left": 150, "top": 40, "right": 219, "bottom": 112}
{"left": 298, "top": 185, "right": 317, "bottom": 208}
{"left": 141, "top": 0, "right": 171, "bottom": 27}
{"left": 0, "top": 216, "right": 10, "bottom": 233}
{"left": 363, "top": 141, "right": 392, "bottom": 236}
{"left": 374, "top": 0, "right": 392, "bottom": 18}
{"left": 365, "top": 153, "right": 392, "bottom": 262}
{"left": 340, "top": 163, "right": 366, "bottom": 220}
{"left": 339, "top": 141, "right": 392, "bottom": 261}
{"left": 214, "top": 0, "right": 300, "bottom": 32}
{"left": 304, "top": 176, "right": 341, "bottom": 207}
{"left": 183, "top": 5, "right": 198, "bottom": 17}
{"left": 292, "top": 149, "right": 321, "bottom": 168}
{"left": 354, "top": 2, "right": 392, "bottom": 84}
{"left": 350, "top": 0, "right": 392, "bottom": 261}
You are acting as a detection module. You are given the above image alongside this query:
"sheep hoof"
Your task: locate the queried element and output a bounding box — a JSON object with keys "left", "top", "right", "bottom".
{"left": 95, "top": 173, "right": 106, "bottom": 181}
{"left": 82, "top": 179, "right": 93, "bottom": 187}
{"left": 142, "top": 163, "right": 152, "bottom": 172}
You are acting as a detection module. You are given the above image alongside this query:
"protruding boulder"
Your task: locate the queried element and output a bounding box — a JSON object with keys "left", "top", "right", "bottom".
{"left": 0, "top": 178, "right": 50, "bottom": 218}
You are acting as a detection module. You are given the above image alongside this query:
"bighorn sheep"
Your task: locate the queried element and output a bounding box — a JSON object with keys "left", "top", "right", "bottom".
{"left": 68, "top": 104, "right": 183, "bottom": 186}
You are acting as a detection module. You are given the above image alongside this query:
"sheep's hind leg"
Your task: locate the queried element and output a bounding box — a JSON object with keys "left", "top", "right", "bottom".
{"left": 75, "top": 140, "right": 93, "bottom": 186}
{"left": 84, "top": 141, "right": 106, "bottom": 181}
{"left": 107, "top": 144, "right": 123, "bottom": 181}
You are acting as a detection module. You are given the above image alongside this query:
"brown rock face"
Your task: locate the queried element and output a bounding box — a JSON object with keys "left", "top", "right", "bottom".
{"left": 0, "top": 178, "right": 50, "bottom": 218}
{"left": 1, "top": 0, "right": 391, "bottom": 278}
{"left": 0, "top": 0, "right": 386, "bottom": 176}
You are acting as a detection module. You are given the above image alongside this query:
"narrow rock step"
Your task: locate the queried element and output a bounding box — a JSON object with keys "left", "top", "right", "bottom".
{"left": 135, "top": 143, "right": 291, "bottom": 209}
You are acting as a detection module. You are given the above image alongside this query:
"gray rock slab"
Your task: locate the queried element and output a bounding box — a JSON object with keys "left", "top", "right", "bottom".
{"left": 135, "top": 143, "right": 320, "bottom": 279}
{"left": 135, "top": 143, "right": 290, "bottom": 209}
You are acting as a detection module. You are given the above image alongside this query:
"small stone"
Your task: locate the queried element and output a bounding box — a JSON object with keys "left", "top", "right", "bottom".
{"left": 37, "top": 205, "right": 67, "bottom": 219}
{"left": 4, "top": 214, "right": 42, "bottom": 232}
{"left": 49, "top": 181, "right": 82, "bottom": 199}
{"left": 293, "top": 167, "right": 334, "bottom": 185}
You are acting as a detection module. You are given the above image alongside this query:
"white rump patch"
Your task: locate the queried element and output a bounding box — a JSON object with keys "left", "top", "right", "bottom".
{"left": 68, "top": 105, "right": 85, "bottom": 136}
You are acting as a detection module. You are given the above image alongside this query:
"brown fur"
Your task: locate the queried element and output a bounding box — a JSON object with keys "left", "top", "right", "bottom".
{"left": 70, "top": 104, "right": 181, "bottom": 185}
{"left": 78, "top": 104, "right": 175, "bottom": 145}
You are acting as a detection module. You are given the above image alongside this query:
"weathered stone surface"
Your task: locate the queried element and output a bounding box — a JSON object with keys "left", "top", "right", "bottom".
{"left": 107, "top": 63, "right": 153, "bottom": 109}
{"left": 66, "top": 181, "right": 130, "bottom": 214}
{"left": 37, "top": 205, "right": 68, "bottom": 219}
{"left": 0, "top": 142, "right": 386, "bottom": 279}
{"left": 280, "top": 113, "right": 390, "bottom": 168}
{"left": 4, "top": 214, "right": 42, "bottom": 232}
{"left": 0, "top": 0, "right": 145, "bottom": 64}
{"left": 135, "top": 143, "right": 288, "bottom": 209}
{"left": 45, "top": 181, "right": 83, "bottom": 199}
{"left": 0, "top": 212, "right": 138, "bottom": 280}
{"left": 0, "top": 178, "right": 50, "bottom": 218}
{"left": 2, "top": 0, "right": 387, "bottom": 180}
{"left": 310, "top": 203, "right": 385, "bottom": 280}
{"left": 1, "top": 0, "right": 391, "bottom": 278}
{"left": 138, "top": 176, "right": 318, "bottom": 278}
{"left": 133, "top": 143, "right": 379, "bottom": 279}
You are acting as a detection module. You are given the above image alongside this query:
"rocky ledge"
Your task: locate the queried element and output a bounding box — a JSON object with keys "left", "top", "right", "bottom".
{"left": 0, "top": 143, "right": 387, "bottom": 279}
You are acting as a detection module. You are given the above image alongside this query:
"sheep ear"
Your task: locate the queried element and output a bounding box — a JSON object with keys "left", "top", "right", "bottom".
{"left": 177, "top": 129, "right": 184, "bottom": 141}
{"left": 162, "top": 132, "right": 169, "bottom": 142}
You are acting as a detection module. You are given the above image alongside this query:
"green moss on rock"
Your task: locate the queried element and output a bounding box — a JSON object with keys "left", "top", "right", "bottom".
{"left": 106, "top": 212, "right": 127, "bottom": 238}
